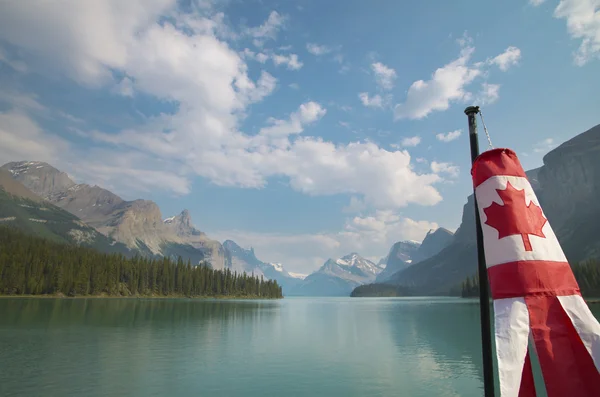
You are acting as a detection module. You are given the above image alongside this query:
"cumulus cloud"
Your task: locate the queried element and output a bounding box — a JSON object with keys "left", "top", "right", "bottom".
{"left": 554, "top": 0, "right": 600, "bottom": 66}
{"left": 246, "top": 10, "right": 286, "bottom": 47}
{"left": 306, "top": 43, "right": 331, "bottom": 55}
{"left": 213, "top": 211, "right": 439, "bottom": 274}
{"left": 259, "top": 102, "right": 326, "bottom": 137}
{"left": 394, "top": 45, "right": 521, "bottom": 120}
{"left": 477, "top": 82, "right": 500, "bottom": 105}
{"left": 359, "top": 92, "right": 384, "bottom": 108}
{"left": 489, "top": 46, "right": 522, "bottom": 71}
{"left": 0, "top": 110, "right": 69, "bottom": 164}
{"left": 243, "top": 48, "right": 302, "bottom": 69}
{"left": 401, "top": 136, "right": 421, "bottom": 147}
{"left": 394, "top": 47, "right": 481, "bottom": 120}
{"left": 530, "top": 0, "right": 546, "bottom": 5}
{"left": 436, "top": 130, "right": 462, "bottom": 142}
{"left": 0, "top": 0, "right": 448, "bottom": 211}
{"left": 430, "top": 161, "right": 459, "bottom": 178}
{"left": 372, "top": 62, "right": 397, "bottom": 90}
{"left": 272, "top": 53, "right": 303, "bottom": 70}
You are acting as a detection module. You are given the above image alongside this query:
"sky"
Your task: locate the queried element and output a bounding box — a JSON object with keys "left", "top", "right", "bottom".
{"left": 0, "top": 0, "right": 599, "bottom": 275}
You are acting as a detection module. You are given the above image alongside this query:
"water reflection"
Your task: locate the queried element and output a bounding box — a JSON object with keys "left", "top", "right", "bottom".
{"left": 2, "top": 297, "right": 597, "bottom": 397}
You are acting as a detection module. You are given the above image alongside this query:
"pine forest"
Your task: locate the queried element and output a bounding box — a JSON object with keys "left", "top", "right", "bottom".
{"left": 0, "top": 226, "right": 283, "bottom": 299}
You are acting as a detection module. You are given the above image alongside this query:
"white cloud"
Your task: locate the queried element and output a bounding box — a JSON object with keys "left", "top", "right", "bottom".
{"left": 394, "top": 47, "right": 481, "bottom": 120}
{"left": 0, "top": 91, "right": 46, "bottom": 113}
{"left": 0, "top": 0, "right": 177, "bottom": 85}
{"left": 430, "top": 161, "right": 459, "bottom": 178}
{"left": 359, "top": 92, "right": 384, "bottom": 108}
{"left": 259, "top": 102, "right": 326, "bottom": 137}
{"left": 306, "top": 43, "right": 331, "bottom": 55}
{"left": 554, "top": 0, "right": 600, "bottom": 66}
{"left": 0, "top": 1, "right": 448, "bottom": 211}
{"left": 272, "top": 53, "right": 303, "bottom": 70}
{"left": 0, "top": 110, "right": 69, "bottom": 164}
{"left": 243, "top": 48, "right": 301, "bottom": 69}
{"left": 114, "top": 77, "right": 134, "bottom": 97}
{"left": 489, "top": 46, "right": 521, "bottom": 71}
{"left": 288, "top": 83, "right": 299, "bottom": 89}
{"left": 242, "top": 48, "right": 269, "bottom": 63}
{"left": 530, "top": 0, "right": 546, "bottom": 6}
{"left": 245, "top": 10, "right": 286, "bottom": 47}
{"left": 401, "top": 136, "right": 421, "bottom": 147}
{"left": 0, "top": 47, "right": 28, "bottom": 73}
{"left": 436, "top": 129, "right": 462, "bottom": 142}
{"left": 213, "top": 211, "right": 439, "bottom": 274}
{"left": 477, "top": 82, "right": 500, "bottom": 105}
{"left": 371, "top": 62, "right": 397, "bottom": 90}
{"left": 533, "top": 138, "right": 557, "bottom": 153}
{"left": 394, "top": 45, "right": 520, "bottom": 120}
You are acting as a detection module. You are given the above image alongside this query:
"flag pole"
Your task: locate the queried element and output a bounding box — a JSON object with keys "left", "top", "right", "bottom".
{"left": 464, "top": 105, "right": 496, "bottom": 397}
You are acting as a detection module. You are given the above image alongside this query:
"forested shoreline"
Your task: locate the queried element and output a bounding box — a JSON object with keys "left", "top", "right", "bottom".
{"left": 0, "top": 226, "right": 282, "bottom": 299}
{"left": 460, "top": 259, "right": 600, "bottom": 298}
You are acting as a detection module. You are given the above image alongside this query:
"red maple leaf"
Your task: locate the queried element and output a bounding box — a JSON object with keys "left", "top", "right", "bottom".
{"left": 483, "top": 181, "right": 547, "bottom": 251}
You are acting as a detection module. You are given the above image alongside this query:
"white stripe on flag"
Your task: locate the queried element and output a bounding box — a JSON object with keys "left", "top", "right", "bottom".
{"left": 557, "top": 295, "right": 600, "bottom": 372}
{"left": 494, "top": 297, "right": 531, "bottom": 397}
{"left": 475, "top": 175, "right": 567, "bottom": 267}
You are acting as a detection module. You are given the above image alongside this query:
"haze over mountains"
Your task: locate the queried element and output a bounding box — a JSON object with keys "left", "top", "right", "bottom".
{"left": 363, "top": 123, "right": 600, "bottom": 296}
{"left": 1, "top": 123, "right": 599, "bottom": 297}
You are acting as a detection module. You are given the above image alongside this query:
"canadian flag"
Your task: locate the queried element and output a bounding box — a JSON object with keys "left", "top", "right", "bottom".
{"left": 471, "top": 148, "right": 600, "bottom": 397}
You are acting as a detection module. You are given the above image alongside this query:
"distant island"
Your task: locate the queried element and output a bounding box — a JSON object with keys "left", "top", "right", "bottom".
{"left": 0, "top": 226, "right": 283, "bottom": 299}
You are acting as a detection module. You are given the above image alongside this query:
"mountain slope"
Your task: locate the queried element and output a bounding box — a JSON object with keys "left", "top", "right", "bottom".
{"left": 375, "top": 241, "right": 420, "bottom": 282}
{"left": 387, "top": 123, "right": 600, "bottom": 295}
{"left": 0, "top": 172, "right": 130, "bottom": 254}
{"left": 222, "top": 240, "right": 302, "bottom": 294}
{"left": 291, "top": 253, "right": 383, "bottom": 296}
{"left": 412, "top": 228, "right": 454, "bottom": 263}
{"left": 1, "top": 161, "right": 226, "bottom": 268}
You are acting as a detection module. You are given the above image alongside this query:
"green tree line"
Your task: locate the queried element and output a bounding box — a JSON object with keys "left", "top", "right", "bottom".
{"left": 460, "top": 259, "right": 600, "bottom": 298}
{"left": 0, "top": 226, "right": 282, "bottom": 299}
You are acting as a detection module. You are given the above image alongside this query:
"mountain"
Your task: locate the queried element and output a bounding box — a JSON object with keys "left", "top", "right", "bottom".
{"left": 290, "top": 253, "right": 383, "bottom": 296}
{"left": 0, "top": 169, "right": 130, "bottom": 254}
{"left": 1, "top": 161, "right": 226, "bottom": 269}
{"left": 385, "top": 123, "right": 600, "bottom": 295}
{"left": 222, "top": 240, "right": 302, "bottom": 294}
{"left": 374, "top": 228, "right": 454, "bottom": 283}
{"left": 375, "top": 240, "right": 420, "bottom": 282}
{"left": 411, "top": 228, "right": 454, "bottom": 263}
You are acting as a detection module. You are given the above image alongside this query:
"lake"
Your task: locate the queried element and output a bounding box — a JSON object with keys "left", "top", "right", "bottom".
{"left": 1, "top": 297, "right": 599, "bottom": 397}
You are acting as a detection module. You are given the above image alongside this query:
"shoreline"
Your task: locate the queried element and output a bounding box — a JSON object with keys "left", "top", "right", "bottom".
{"left": 0, "top": 294, "right": 283, "bottom": 300}
{"left": 461, "top": 297, "right": 600, "bottom": 304}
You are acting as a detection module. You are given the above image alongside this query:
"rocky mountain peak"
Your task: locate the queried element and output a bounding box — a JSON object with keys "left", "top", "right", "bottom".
{"left": 1, "top": 161, "right": 75, "bottom": 199}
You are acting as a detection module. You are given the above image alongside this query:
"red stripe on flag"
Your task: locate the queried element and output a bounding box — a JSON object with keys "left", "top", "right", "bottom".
{"left": 471, "top": 148, "right": 527, "bottom": 188}
{"left": 525, "top": 295, "right": 600, "bottom": 397}
{"left": 488, "top": 260, "right": 580, "bottom": 299}
{"left": 518, "top": 349, "right": 537, "bottom": 397}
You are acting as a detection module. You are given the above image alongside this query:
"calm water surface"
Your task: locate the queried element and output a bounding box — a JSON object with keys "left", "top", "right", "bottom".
{"left": 1, "top": 297, "right": 598, "bottom": 397}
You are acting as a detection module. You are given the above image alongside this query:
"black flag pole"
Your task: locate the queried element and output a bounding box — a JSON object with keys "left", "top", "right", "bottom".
{"left": 464, "top": 105, "right": 496, "bottom": 397}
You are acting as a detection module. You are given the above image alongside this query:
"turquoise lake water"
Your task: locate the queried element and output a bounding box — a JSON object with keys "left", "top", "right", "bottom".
{"left": 1, "top": 297, "right": 598, "bottom": 397}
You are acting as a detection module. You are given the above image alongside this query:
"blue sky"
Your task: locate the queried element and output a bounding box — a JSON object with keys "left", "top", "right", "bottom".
{"left": 0, "top": 0, "right": 599, "bottom": 274}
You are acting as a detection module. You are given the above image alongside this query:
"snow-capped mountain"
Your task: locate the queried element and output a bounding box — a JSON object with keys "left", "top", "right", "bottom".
{"left": 222, "top": 240, "right": 302, "bottom": 294}
{"left": 1, "top": 161, "right": 227, "bottom": 269}
{"left": 289, "top": 253, "right": 383, "bottom": 296}
{"left": 376, "top": 240, "right": 421, "bottom": 282}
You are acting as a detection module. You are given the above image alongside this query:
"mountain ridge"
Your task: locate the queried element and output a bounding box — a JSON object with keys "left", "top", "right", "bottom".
{"left": 1, "top": 161, "right": 227, "bottom": 269}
